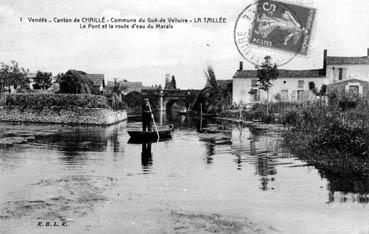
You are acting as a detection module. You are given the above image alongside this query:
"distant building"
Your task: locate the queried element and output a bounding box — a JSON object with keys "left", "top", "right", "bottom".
{"left": 164, "top": 73, "right": 177, "bottom": 90}
{"left": 8, "top": 72, "right": 36, "bottom": 94}
{"left": 86, "top": 74, "right": 105, "bottom": 95}
{"left": 205, "top": 79, "right": 232, "bottom": 89}
{"left": 107, "top": 80, "right": 143, "bottom": 94}
{"left": 233, "top": 49, "right": 369, "bottom": 104}
{"left": 27, "top": 73, "right": 37, "bottom": 90}
{"left": 142, "top": 84, "right": 162, "bottom": 91}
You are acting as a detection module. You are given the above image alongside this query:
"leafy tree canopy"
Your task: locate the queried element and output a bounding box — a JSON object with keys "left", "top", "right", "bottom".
{"left": 256, "top": 56, "right": 279, "bottom": 91}
{"left": 34, "top": 71, "right": 52, "bottom": 89}
{"left": 0, "top": 61, "right": 30, "bottom": 92}
{"left": 58, "top": 70, "right": 93, "bottom": 94}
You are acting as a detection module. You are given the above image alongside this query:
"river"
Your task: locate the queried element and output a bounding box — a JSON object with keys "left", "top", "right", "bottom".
{"left": 0, "top": 112, "right": 368, "bottom": 234}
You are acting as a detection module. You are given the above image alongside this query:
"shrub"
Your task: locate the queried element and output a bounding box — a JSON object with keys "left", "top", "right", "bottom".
{"left": 5, "top": 93, "right": 109, "bottom": 109}
{"left": 284, "top": 111, "right": 298, "bottom": 125}
{"left": 262, "top": 114, "right": 273, "bottom": 123}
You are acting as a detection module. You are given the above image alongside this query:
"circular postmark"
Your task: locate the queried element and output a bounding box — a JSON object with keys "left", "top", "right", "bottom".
{"left": 234, "top": 0, "right": 315, "bottom": 66}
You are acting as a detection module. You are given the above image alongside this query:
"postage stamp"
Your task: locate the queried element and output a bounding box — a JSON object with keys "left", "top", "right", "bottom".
{"left": 234, "top": 0, "right": 316, "bottom": 66}
{"left": 249, "top": 0, "right": 315, "bottom": 55}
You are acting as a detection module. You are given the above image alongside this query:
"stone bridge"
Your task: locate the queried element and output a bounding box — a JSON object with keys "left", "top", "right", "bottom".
{"left": 142, "top": 89, "right": 201, "bottom": 111}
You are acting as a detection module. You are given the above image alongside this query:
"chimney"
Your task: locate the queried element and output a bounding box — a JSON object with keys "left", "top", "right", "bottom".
{"left": 239, "top": 61, "right": 243, "bottom": 71}
{"left": 320, "top": 49, "right": 327, "bottom": 76}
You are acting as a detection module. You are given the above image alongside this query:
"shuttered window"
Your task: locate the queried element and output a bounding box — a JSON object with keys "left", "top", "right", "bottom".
{"left": 251, "top": 79, "right": 258, "bottom": 87}
{"left": 298, "top": 80, "right": 304, "bottom": 89}
{"left": 339, "top": 68, "right": 343, "bottom": 80}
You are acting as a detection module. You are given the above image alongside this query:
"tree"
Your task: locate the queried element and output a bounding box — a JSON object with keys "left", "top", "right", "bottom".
{"left": 0, "top": 61, "right": 30, "bottom": 93}
{"left": 34, "top": 71, "right": 52, "bottom": 89}
{"left": 58, "top": 70, "right": 93, "bottom": 94}
{"left": 193, "top": 65, "right": 223, "bottom": 113}
{"left": 256, "top": 56, "right": 279, "bottom": 116}
{"left": 121, "top": 91, "right": 143, "bottom": 114}
{"left": 171, "top": 75, "right": 177, "bottom": 89}
{"left": 110, "top": 78, "right": 126, "bottom": 109}
{"left": 308, "top": 81, "right": 317, "bottom": 94}
{"left": 319, "top": 84, "right": 327, "bottom": 96}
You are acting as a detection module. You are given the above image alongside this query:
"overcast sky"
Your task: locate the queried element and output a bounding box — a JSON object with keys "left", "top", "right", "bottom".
{"left": 1, "top": 0, "right": 369, "bottom": 88}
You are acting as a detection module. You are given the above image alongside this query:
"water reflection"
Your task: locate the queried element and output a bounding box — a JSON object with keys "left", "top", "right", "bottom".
{"left": 141, "top": 143, "right": 153, "bottom": 173}
{"left": 230, "top": 126, "right": 279, "bottom": 191}
{"left": 283, "top": 132, "right": 369, "bottom": 204}
{"left": 44, "top": 123, "right": 124, "bottom": 155}
{"left": 319, "top": 166, "right": 369, "bottom": 204}
{"left": 0, "top": 112, "right": 368, "bottom": 205}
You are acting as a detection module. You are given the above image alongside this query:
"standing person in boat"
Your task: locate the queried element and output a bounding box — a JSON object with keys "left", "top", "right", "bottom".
{"left": 142, "top": 98, "right": 153, "bottom": 131}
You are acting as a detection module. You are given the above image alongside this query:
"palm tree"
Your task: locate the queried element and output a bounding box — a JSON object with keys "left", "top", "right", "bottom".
{"left": 193, "top": 65, "right": 227, "bottom": 114}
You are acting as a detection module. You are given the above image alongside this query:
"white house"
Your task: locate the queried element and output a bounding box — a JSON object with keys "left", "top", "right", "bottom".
{"left": 233, "top": 49, "right": 369, "bottom": 104}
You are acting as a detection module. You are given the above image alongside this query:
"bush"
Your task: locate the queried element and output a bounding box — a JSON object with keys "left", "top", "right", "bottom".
{"left": 282, "top": 99, "right": 369, "bottom": 159}
{"left": 284, "top": 111, "right": 298, "bottom": 125}
{"left": 5, "top": 93, "right": 109, "bottom": 109}
{"left": 262, "top": 114, "right": 273, "bottom": 123}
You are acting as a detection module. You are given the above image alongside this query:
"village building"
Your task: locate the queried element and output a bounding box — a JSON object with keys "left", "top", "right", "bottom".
{"left": 232, "top": 49, "right": 369, "bottom": 105}
{"left": 107, "top": 80, "right": 143, "bottom": 94}
{"left": 86, "top": 74, "right": 105, "bottom": 95}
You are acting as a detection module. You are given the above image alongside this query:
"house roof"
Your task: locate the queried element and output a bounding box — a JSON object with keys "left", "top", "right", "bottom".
{"left": 26, "top": 73, "right": 37, "bottom": 79}
{"left": 233, "top": 69, "right": 324, "bottom": 79}
{"left": 86, "top": 74, "right": 105, "bottom": 87}
{"left": 326, "top": 56, "right": 369, "bottom": 65}
{"left": 328, "top": 78, "right": 369, "bottom": 86}
{"left": 205, "top": 79, "right": 232, "bottom": 88}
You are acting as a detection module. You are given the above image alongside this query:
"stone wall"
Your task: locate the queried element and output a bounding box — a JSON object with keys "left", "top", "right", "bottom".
{"left": 0, "top": 106, "right": 127, "bottom": 126}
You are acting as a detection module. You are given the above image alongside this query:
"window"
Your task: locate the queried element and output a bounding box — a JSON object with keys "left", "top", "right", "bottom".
{"left": 281, "top": 90, "right": 289, "bottom": 100}
{"left": 339, "top": 68, "right": 343, "bottom": 80}
{"left": 298, "top": 80, "right": 304, "bottom": 89}
{"left": 297, "top": 90, "right": 304, "bottom": 101}
{"left": 251, "top": 79, "right": 258, "bottom": 87}
{"left": 348, "top": 85, "right": 359, "bottom": 95}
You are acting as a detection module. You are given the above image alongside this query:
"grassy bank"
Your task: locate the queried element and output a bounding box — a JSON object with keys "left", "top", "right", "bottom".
{"left": 220, "top": 98, "right": 369, "bottom": 176}
{"left": 5, "top": 93, "right": 109, "bottom": 109}
{"left": 281, "top": 100, "right": 369, "bottom": 176}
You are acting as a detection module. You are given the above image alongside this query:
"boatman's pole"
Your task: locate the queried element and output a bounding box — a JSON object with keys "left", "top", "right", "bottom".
{"left": 147, "top": 102, "right": 160, "bottom": 140}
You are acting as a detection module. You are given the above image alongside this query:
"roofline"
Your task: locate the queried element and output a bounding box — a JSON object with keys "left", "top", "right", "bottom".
{"left": 233, "top": 69, "right": 325, "bottom": 79}
{"left": 233, "top": 76, "right": 326, "bottom": 79}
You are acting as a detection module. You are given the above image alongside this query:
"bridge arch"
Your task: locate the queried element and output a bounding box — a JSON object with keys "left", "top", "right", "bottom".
{"left": 142, "top": 89, "right": 201, "bottom": 112}
{"left": 164, "top": 98, "right": 186, "bottom": 112}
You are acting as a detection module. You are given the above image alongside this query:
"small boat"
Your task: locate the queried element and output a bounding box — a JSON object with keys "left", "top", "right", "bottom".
{"left": 127, "top": 124, "right": 174, "bottom": 141}
{"left": 127, "top": 136, "right": 172, "bottom": 144}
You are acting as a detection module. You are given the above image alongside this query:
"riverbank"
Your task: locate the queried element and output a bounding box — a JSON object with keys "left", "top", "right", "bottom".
{"left": 0, "top": 106, "right": 127, "bottom": 126}
{"left": 1, "top": 93, "right": 127, "bottom": 126}
{"left": 219, "top": 100, "right": 369, "bottom": 177}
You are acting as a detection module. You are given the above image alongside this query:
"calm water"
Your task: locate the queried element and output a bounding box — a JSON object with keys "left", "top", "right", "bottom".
{"left": 0, "top": 113, "right": 368, "bottom": 234}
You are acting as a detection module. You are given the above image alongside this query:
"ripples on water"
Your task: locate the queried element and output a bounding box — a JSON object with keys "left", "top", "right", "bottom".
{"left": 0, "top": 116, "right": 368, "bottom": 203}
{"left": 0, "top": 114, "right": 369, "bottom": 233}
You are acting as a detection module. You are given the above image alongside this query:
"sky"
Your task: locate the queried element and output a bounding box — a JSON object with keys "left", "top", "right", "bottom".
{"left": 1, "top": 0, "right": 369, "bottom": 89}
